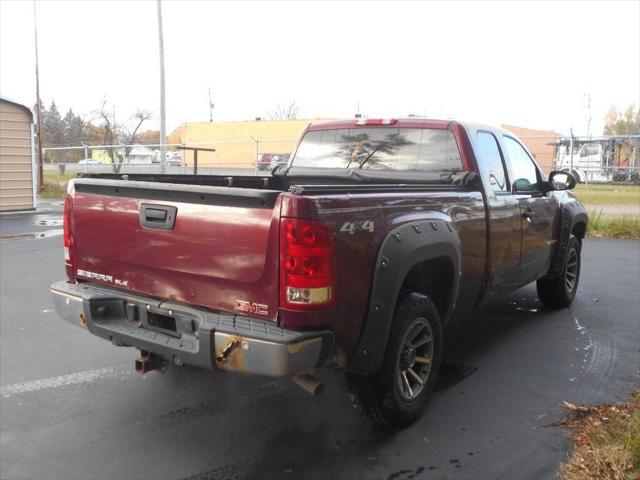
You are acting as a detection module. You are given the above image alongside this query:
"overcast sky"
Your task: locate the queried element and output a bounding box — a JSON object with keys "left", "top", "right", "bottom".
{"left": 1, "top": 0, "right": 638, "bottom": 136}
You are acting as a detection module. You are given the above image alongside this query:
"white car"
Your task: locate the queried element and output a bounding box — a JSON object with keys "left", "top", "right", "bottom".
{"left": 78, "top": 158, "right": 100, "bottom": 165}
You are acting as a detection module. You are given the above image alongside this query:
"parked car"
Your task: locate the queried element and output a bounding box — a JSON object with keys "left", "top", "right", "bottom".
{"left": 257, "top": 153, "right": 272, "bottom": 170}
{"left": 78, "top": 158, "right": 100, "bottom": 165}
{"left": 166, "top": 153, "right": 182, "bottom": 166}
{"left": 51, "top": 118, "right": 587, "bottom": 427}
{"left": 269, "top": 153, "right": 291, "bottom": 170}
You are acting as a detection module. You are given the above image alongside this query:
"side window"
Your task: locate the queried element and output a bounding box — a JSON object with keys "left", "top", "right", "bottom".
{"left": 476, "top": 131, "right": 507, "bottom": 192}
{"left": 502, "top": 136, "right": 539, "bottom": 192}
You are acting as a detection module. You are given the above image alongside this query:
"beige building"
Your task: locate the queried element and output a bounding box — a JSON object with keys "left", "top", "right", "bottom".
{"left": 501, "top": 124, "right": 559, "bottom": 173}
{"left": 176, "top": 119, "right": 560, "bottom": 173}
{"left": 175, "top": 119, "right": 319, "bottom": 168}
{"left": 0, "top": 97, "right": 36, "bottom": 211}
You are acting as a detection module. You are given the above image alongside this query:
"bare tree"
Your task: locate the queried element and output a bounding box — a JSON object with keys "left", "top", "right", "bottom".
{"left": 269, "top": 101, "right": 299, "bottom": 120}
{"left": 95, "top": 99, "right": 152, "bottom": 173}
{"left": 121, "top": 110, "right": 153, "bottom": 163}
{"left": 96, "top": 98, "right": 119, "bottom": 164}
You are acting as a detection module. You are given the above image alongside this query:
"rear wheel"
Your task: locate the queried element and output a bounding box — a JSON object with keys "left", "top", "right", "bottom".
{"left": 347, "top": 293, "right": 443, "bottom": 427}
{"left": 537, "top": 235, "right": 581, "bottom": 308}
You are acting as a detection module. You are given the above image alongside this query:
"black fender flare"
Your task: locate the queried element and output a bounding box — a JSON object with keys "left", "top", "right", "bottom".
{"left": 349, "top": 217, "right": 461, "bottom": 374}
{"left": 547, "top": 200, "right": 588, "bottom": 278}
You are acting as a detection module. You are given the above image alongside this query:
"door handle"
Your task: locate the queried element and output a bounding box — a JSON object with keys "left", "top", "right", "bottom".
{"left": 521, "top": 208, "right": 534, "bottom": 222}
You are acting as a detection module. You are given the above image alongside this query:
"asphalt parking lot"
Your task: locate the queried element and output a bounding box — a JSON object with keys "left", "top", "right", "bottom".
{"left": 1, "top": 206, "right": 638, "bottom": 480}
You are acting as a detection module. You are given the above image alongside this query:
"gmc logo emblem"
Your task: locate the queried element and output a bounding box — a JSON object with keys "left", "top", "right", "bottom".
{"left": 234, "top": 300, "right": 269, "bottom": 316}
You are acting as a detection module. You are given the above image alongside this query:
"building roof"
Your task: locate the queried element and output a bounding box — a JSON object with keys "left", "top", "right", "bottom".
{"left": 0, "top": 95, "right": 34, "bottom": 120}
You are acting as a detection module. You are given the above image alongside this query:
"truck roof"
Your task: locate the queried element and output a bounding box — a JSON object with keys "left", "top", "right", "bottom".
{"left": 307, "top": 118, "right": 453, "bottom": 131}
{"left": 306, "top": 118, "right": 518, "bottom": 137}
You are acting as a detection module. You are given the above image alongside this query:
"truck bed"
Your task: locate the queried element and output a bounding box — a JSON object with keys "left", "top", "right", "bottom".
{"left": 68, "top": 176, "right": 283, "bottom": 320}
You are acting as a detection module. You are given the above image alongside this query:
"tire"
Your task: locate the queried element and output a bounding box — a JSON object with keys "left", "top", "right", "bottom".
{"left": 537, "top": 235, "right": 581, "bottom": 308}
{"left": 347, "top": 293, "right": 443, "bottom": 427}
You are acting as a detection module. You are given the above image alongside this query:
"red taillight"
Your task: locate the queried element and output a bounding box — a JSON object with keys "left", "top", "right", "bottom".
{"left": 63, "top": 194, "right": 72, "bottom": 264}
{"left": 280, "top": 218, "right": 335, "bottom": 310}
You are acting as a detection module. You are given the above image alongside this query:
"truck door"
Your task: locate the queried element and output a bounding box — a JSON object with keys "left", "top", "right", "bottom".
{"left": 474, "top": 131, "right": 522, "bottom": 298}
{"left": 501, "top": 135, "right": 557, "bottom": 284}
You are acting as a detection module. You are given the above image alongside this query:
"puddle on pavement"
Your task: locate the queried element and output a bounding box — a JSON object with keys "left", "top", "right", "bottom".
{"left": 35, "top": 219, "right": 63, "bottom": 227}
{"left": 33, "top": 214, "right": 63, "bottom": 227}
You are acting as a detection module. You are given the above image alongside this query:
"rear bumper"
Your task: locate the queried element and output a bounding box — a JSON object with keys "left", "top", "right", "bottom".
{"left": 50, "top": 281, "right": 333, "bottom": 377}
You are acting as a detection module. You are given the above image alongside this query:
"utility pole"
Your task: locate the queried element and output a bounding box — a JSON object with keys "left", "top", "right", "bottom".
{"left": 208, "top": 88, "right": 214, "bottom": 122}
{"left": 157, "top": 0, "right": 167, "bottom": 173}
{"left": 585, "top": 90, "right": 592, "bottom": 139}
{"left": 569, "top": 128, "right": 574, "bottom": 175}
{"left": 33, "top": 0, "right": 43, "bottom": 191}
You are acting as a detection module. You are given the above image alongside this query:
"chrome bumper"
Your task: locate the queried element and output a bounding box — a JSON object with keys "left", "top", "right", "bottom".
{"left": 50, "top": 281, "right": 332, "bottom": 377}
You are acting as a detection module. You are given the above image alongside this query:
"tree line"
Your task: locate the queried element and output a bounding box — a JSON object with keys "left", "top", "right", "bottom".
{"left": 604, "top": 104, "right": 640, "bottom": 136}
{"left": 37, "top": 99, "right": 160, "bottom": 164}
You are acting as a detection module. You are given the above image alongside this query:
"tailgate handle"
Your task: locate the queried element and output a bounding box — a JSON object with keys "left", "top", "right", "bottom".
{"left": 140, "top": 204, "right": 177, "bottom": 230}
{"left": 146, "top": 208, "right": 167, "bottom": 221}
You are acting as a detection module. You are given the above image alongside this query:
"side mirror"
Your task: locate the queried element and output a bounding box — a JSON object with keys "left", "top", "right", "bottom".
{"left": 548, "top": 170, "right": 576, "bottom": 191}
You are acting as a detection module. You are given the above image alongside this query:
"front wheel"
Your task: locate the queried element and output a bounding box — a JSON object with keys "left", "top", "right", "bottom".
{"left": 347, "top": 293, "right": 443, "bottom": 427}
{"left": 537, "top": 235, "right": 581, "bottom": 308}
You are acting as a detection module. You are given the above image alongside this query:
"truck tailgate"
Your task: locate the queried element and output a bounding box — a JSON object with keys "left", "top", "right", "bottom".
{"left": 69, "top": 179, "right": 282, "bottom": 320}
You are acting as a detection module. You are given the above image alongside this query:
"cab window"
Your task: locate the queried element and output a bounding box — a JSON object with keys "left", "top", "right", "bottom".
{"left": 476, "top": 131, "right": 508, "bottom": 192}
{"left": 502, "top": 136, "right": 539, "bottom": 192}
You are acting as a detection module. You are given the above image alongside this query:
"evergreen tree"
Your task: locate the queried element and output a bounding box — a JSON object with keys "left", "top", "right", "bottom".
{"left": 41, "top": 101, "right": 65, "bottom": 162}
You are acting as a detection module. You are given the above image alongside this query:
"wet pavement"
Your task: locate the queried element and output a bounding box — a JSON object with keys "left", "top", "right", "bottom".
{"left": 0, "top": 199, "right": 64, "bottom": 240}
{"left": 0, "top": 225, "right": 638, "bottom": 479}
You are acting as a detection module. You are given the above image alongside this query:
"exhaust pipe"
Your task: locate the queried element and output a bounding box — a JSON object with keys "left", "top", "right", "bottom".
{"left": 135, "top": 351, "right": 168, "bottom": 374}
{"left": 292, "top": 374, "right": 324, "bottom": 395}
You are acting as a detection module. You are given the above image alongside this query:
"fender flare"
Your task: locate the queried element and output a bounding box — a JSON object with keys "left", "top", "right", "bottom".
{"left": 547, "top": 200, "right": 588, "bottom": 278}
{"left": 349, "top": 218, "right": 461, "bottom": 374}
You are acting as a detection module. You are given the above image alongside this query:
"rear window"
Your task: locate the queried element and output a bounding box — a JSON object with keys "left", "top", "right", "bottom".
{"left": 292, "top": 128, "right": 463, "bottom": 172}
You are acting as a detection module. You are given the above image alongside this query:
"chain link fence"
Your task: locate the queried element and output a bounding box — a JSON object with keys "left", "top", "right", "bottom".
{"left": 42, "top": 137, "right": 299, "bottom": 178}
{"left": 516, "top": 134, "right": 639, "bottom": 184}
{"left": 43, "top": 133, "right": 640, "bottom": 184}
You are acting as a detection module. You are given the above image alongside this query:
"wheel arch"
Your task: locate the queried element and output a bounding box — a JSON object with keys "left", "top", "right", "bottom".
{"left": 547, "top": 200, "right": 588, "bottom": 278}
{"left": 349, "top": 218, "right": 461, "bottom": 374}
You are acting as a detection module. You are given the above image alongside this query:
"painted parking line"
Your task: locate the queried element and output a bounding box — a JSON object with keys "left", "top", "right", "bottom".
{"left": 1, "top": 365, "right": 131, "bottom": 398}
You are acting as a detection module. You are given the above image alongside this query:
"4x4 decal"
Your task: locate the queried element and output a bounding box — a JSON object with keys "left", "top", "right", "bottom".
{"left": 340, "top": 220, "right": 374, "bottom": 234}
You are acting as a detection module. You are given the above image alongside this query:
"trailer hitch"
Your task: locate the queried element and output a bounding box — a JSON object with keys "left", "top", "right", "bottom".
{"left": 135, "top": 351, "right": 169, "bottom": 374}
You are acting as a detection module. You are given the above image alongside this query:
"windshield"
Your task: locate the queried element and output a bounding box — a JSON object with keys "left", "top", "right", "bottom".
{"left": 291, "top": 127, "right": 463, "bottom": 172}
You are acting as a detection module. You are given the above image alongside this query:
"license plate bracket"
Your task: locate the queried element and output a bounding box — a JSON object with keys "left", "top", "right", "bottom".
{"left": 146, "top": 311, "right": 179, "bottom": 337}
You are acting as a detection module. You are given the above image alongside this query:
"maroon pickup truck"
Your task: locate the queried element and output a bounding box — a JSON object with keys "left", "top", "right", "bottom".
{"left": 51, "top": 118, "right": 587, "bottom": 426}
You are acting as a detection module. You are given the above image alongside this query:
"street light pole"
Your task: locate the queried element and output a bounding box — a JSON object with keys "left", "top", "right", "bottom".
{"left": 208, "top": 88, "right": 214, "bottom": 123}
{"left": 33, "top": 0, "right": 43, "bottom": 191}
{"left": 157, "top": 0, "right": 167, "bottom": 174}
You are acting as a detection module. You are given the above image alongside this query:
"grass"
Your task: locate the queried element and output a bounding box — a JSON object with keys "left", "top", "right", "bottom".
{"left": 574, "top": 185, "right": 639, "bottom": 239}
{"left": 559, "top": 391, "right": 640, "bottom": 480}
{"left": 40, "top": 171, "right": 75, "bottom": 199}
{"left": 39, "top": 182, "right": 67, "bottom": 199}
{"left": 43, "top": 171, "right": 76, "bottom": 184}
{"left": 587, "top": 208, "right": 640, "bottom": 239}
{"left": 573, "top": 184, "right": 640, "bottom": 206}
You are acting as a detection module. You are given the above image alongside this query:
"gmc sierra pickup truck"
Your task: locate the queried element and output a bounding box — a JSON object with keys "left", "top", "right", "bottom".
{"left": 51, "top": 118, "right": 587, "bottom": 426}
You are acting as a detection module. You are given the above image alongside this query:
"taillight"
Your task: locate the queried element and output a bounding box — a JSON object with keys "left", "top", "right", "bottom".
{"left": 280, "top": 218, "right": 335, "bottom": 310}
{"left": 63, "top": 193, "right": 72, "bottom": 264}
